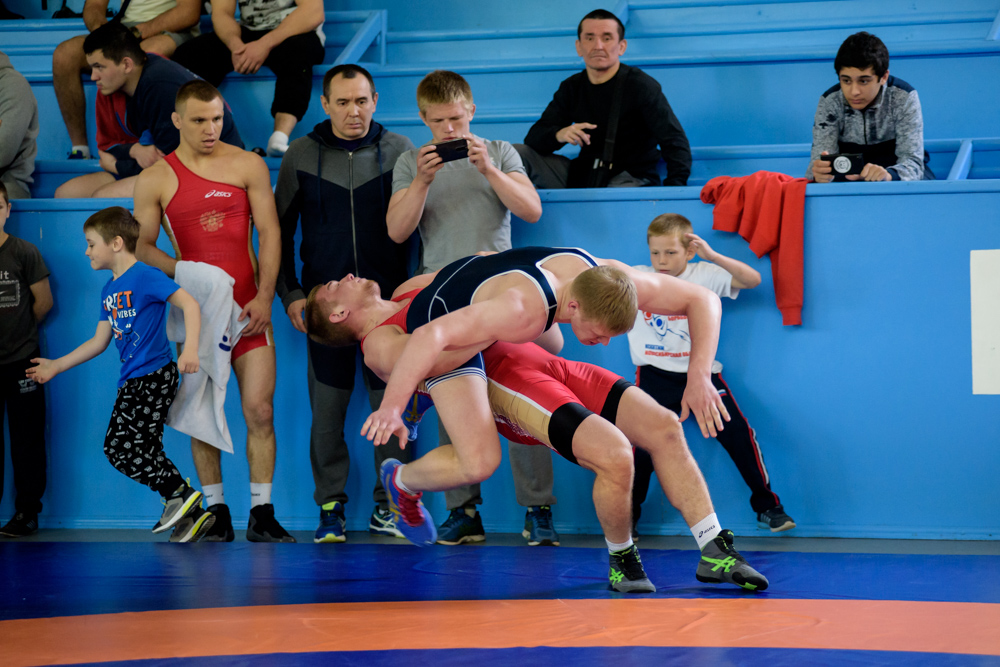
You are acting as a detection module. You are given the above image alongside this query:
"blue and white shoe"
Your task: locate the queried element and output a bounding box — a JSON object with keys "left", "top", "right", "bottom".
{"left": 314, "top": 502, "right": 346, "bottom": 543}
{"left": 379, "top": 459, "right": 437, "bottom": 546}
{"left": 402, "top": 390, "right": 434, "bottom": 441}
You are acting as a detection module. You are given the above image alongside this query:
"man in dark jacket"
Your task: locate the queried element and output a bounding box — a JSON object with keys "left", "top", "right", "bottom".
{"left": 54, "top": 22, "right": 242, "bottom": 198}
{"left": 515, "top": 9, "right": 691, "bottom": 189}
{"left": 276, "top": 64, "right": 414, "bottom": 543}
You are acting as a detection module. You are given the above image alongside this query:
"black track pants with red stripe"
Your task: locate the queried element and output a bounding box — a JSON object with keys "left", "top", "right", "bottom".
{"left": 632, "top": 365, "right": 781, "bottom": 521}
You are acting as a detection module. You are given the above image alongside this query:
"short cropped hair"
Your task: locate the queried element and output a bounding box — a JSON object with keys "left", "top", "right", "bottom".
{"left": 834, "top": 31, "right": 889, "bottom": 79}
{"left": 305, "top": 284, "right": 358, "bottom": 348}
{"left": 83, "top": 206, "right": 140, "bottom": 253}
{"left": 570, "top": 265, "right": 637, "bottom": 335}
{"left": 83, "top": 22, "right": 148, "bottom": 67}
{"left": 175, "top": 79, "right": 223, "bottom": 112}
{"left": 577, "top": 9, "right": 625, "bottom": 40}
{"left": 647, "top": 213, "right": 693, "bottom": 247}
{"left": 416, "top": 70, "right": 473, "bottom": 114}
{"left": 323, "top": 64, "right": 376, "bottom": 98}
{"left": 0, "top": 180, "right": 8, "bottom": 206}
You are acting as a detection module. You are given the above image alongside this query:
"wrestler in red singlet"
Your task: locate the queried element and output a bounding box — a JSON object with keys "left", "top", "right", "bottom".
{"left": 359, "top": 290, "right": 419, "bottom": 354}
{"left": 162, "top": 152, "right": 270, "bottom": 360}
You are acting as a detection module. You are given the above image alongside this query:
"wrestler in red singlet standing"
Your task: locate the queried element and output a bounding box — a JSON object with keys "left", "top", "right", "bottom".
{"left": 132, "top": 80, "right": 294, "bottom": 543}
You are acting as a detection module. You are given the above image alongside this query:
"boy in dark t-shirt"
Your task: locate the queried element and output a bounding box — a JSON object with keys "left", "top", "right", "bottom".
{"left": 0, "top": 182, "right": 53, "bottom": 537}
{"left": 27, "top": 207, "right": 214, "bottom": 542}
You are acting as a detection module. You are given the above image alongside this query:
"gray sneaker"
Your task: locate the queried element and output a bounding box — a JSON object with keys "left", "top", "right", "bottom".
{"left": 608, "top": 544, "right": 656, "bottom": 593}
{"left": 696, "top": 529, "right": 769, "bottom": 591}
{"left": 169, "top": 506, "right": 216, "bottom": 543}
{"left": 152, "top": 483, "right": 202, "bottom": 534}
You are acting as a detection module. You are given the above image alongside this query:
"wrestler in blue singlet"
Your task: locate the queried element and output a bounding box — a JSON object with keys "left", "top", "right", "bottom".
{"left": 408, "top": 247, "right": 598, "bottom": 389}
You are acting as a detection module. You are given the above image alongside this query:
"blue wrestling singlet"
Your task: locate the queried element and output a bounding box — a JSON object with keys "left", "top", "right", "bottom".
{"left": 407, "top": 247, "right": 598, "bottom": 390}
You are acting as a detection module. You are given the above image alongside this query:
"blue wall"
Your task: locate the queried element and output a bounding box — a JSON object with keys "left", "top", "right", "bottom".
{"left": 5, "top": 182, "right": 1000, "bottom": 539}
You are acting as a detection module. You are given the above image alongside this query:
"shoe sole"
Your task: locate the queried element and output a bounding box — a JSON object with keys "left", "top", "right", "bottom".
{"left": 173, "top": 512, "right": 216, "bottom": 543}
{"left": 522, "top": 529, "right": 560, "bottom": 546}
{"left": 369, "top": 527, "right": 406, "bottom": 538}
{"left": 610, "top": 579, "right": 657, "bottom": 594}
{"left": 695, "top": 569, "right": 769, "bottom": 591}
{"left": 314, "top": 533, "right": 347, "bottom": 544}
{"left": 759, "top": 519, "right": 796, "bottom": 532}
{"left": 153, "top": 490, "right": 203, "bottom": 534}
{"left": 436, "top": 534, "right": 486, "bottom": 546}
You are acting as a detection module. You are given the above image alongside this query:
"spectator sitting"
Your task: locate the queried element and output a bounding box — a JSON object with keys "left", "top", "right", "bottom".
{"left": 385, "top": 70, "right": 558, "bottom": 547}
{"left": 171, "top": 0, "right": 325, "bottom": 156}
{"left": 0, "top": 50, "right": 38, "bottom": 200}
{"left": 807, "top": 31, "right": 933, "bottom": 183}
{"left": 52, "top": 0, "right": 201, "bottom": 160}
{"left": 515, "top": 8, "right": 691, "bottom": 189}
{"left": 54, "top": 22, "right": 242, "bottom": 199}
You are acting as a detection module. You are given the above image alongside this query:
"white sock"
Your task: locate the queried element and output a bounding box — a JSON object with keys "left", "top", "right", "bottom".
{"left": 250, "top": 482, "right": 272, "bottom": 508}
{"left": 606, "top": 537, "right": 633, "bottom": 553}
{"left": 202, "top": 483, "right": 224, "bottom": 507}
{"left": 71, "top": 145, "right": 91, "bottom": 157}
{"left": 691, "top": 513, "right": 721, "bottom": 550}
{"left": 394, "top": 466, "right": 415, "bottom": 495}
{"left": 266, "top": 131, "right": 290, "bottom": 155}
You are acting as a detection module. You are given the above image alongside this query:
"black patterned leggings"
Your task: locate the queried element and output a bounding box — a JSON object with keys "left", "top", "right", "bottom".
{"left": 104, "top": 362, "right": 184, "bottom": 498}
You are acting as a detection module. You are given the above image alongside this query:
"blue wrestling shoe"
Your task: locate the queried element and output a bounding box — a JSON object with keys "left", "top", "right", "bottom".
{"left": 402, "top": 390, "right": 434, "bottom": 441}
{"left": 379, "top": 459, "right": 437, "bottom": 546}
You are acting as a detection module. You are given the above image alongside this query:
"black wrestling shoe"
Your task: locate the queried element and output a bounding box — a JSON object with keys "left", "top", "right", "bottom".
{"left": 608, "top": 544, "right": 656, "bottom": 593}
{"left": 696, "top": 529, "right": 769, "bottom": 591}
{"left": 247, "top": 503, "right": 296, "bottom": 543}
{"left": 202, "top": 503, "right": 235, "bottom": 542}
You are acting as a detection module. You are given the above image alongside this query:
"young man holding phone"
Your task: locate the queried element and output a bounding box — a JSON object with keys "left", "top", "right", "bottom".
{"left": 806, "top": 31, "right": 931, "bottom": 183}
{"left": 385, "top": 70, "right": 555, "bottom": 547}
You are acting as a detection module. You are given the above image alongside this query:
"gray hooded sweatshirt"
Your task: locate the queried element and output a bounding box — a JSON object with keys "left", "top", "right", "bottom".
{"left": 0, "top": 51, "right": 38, "bottom": 198}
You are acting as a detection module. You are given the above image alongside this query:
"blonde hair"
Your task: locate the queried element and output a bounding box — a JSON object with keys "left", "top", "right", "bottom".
{"left": 416, "top": 70, "right": 473, "bottom": 114}
{"left": 305, "top": 284, "right": 357, "bottom": 348}
{"left": 570, "top": 265, "right": 637, "bottom": 335}
{"left": 647, "top": 213, "right": 693, "bottom": 248}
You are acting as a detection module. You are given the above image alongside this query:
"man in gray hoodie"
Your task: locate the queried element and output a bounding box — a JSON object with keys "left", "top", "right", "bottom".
{"left": 0, "top": 52, "right": 39, "bottom": 199}
{"left": 275, "top": 64, "right": 415, "bottom": 543}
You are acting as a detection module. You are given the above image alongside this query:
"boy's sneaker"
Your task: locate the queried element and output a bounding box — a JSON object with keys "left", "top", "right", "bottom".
{"left": 369, "top": 505, "right": 405, "bottom": 538}
{"left": 522, "top": 505, "right": 560, "bottom": 546}
{"left": 436, "top": 508, "right": 486, "bottom": 545}
{"left": 152, "top": 482, "right": 203, "bottom": 534}
{"left": 380, "top": 458, "right": 437, "bottom": 546}
{"left": 314, "top": 502, "right": 346, "bottom": 543}
{"left": 247, "top": 503, "right": 296, "bottom": 543}
{"left": 696, "top": 529, "right": 769, "bottom": 591}
{"left": 608, "top": 544, "right": 656, "bottom": 593}
{"left": 169, "top": 506, "right": 216, "bottom": 543}
{"left": 0, "top": 512, "right": 38, "bottom": 537}
{"left": 757, "top": 505, "right": 796, "bottom": 532}
{"left": 402, "top": 390, "right": 434, "bottom": 441}
{"left": 202, "top": 503, "right": 236, "bottom": 542}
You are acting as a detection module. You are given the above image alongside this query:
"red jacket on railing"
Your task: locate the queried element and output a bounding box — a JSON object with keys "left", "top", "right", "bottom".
{"left": 700, "top": 171, "right": 807, "bottom": 326}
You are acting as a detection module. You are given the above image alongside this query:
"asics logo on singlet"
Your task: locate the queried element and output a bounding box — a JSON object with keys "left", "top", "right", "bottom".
{"left": 204, "top": 189, "right": 233, "bottom": 198}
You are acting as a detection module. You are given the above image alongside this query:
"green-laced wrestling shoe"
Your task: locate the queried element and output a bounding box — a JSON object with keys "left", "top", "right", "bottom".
{"left": 608, "top": 544, "right": 656, "bottom": 593}
{"left": 696, "top": 529, "right": 769, "bottom": 591}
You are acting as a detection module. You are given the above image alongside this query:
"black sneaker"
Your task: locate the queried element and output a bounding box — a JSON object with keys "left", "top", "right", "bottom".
{"left": 152, "top": 482, "right": 202, "bottom": 534}
{"left": 0, "top": 512, "right": 38, "bottom": 537}
{"left": 757, "top": 505, "right": 796, "bottom": 532}
{"left": 169, "top": 506, "right": 217, "bottom": 543}
{"left": 696, "top": 529, "right": 769, "bottom": 591}
{"left": 436, "top": 508, "right": 485, "bottom": 545}
{"left": 202, "top": 503, "right": 235, "bottom": 542}
{"left": 608, "top": 544, "right": 656, "bottom": 593}
{"left": 247, "top": 503, "right": 296, "bottom": 543}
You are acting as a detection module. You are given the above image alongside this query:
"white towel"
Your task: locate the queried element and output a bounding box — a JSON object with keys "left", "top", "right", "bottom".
{"left": 165, "top": 261, "right": 249, "bottom": 453}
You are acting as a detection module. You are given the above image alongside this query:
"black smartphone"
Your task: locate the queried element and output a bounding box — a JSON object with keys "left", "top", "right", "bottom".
{"left": 825, "top": 153, "right": 864, "bottom": 178}
{"left": 433, "top": 138, "right": 470, "bottom": 163}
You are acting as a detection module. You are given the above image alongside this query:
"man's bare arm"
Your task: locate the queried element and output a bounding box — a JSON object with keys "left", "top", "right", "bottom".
{"left": 241, "top": 152, "right": 281, "bottom": 334}
{"left": 135, "top": 0, "right": 200, "bottom": 38}
{"left": 253, "top": 0, "right": 324, "bottom": 51}
{"left": 210, "top": 0, "right": 244, "bottom": 51}
{"left": 132, "top": 165, "right": 178, "bottom": 277}
{"left": 82, "top": 0, "right": 110, "bottom": 32}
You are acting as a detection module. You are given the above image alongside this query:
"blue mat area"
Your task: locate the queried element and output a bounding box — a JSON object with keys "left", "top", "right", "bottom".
{"left": 2, "top": 543, "right": 999, "bottom": 620}
{"left": 86, "top": 647, "right": 1000, "bottom": 667}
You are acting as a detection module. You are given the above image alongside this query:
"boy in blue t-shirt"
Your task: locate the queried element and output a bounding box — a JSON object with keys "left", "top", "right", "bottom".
{"left": 27, "top": 206, "right": 214, "bottom": 542}
{"left": 0, "top": 182, "right": 53, "bottom": 538}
